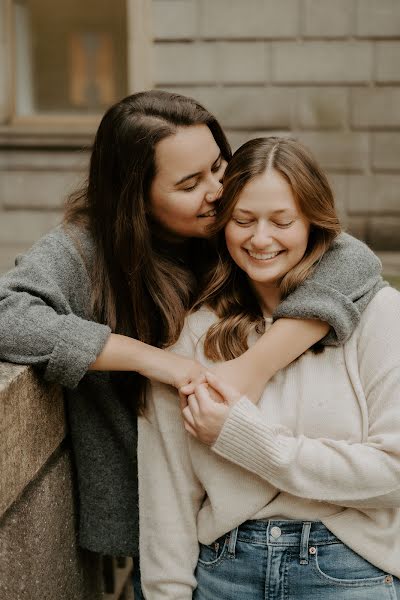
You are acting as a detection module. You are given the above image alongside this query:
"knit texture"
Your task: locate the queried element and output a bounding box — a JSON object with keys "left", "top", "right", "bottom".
{"left": 0, "top": 227, "right": 383, "bottom": 558}
{"left": 0, "top": 225, "right": 139, "bottom": 556}
{"left": 139, "top": 287, "right": 400, "bottom": 599}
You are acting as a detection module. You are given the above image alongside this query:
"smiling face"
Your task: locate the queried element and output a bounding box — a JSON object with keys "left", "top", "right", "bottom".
{"left": 224, "top": 167, "right": 310, "bottom": 308}
{"left": 149, "top": 124, "right": 227, "bottom": 239}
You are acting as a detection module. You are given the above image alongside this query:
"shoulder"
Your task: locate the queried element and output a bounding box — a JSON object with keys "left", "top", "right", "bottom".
{"left": 358, "top": 286, "right": 400, "bottom": 328}
{"left": 16, "top": 224, "right": 94, "bottom": 270}
{"left": 355, "top": 286, "right": 400, "bottom": 365}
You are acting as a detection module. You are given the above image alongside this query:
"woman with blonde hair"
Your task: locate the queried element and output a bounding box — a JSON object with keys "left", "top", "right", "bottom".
{"left": 139, "top": 137, "right": 400, "bottom": 599}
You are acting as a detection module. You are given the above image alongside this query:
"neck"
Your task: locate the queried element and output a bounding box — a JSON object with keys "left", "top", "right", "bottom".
{"left": 250, "top": 281, "right": 282, "bottom": 317}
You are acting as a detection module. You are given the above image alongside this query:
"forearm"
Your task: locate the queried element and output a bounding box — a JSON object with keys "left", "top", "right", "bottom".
{"left": 89, "top": 332, "right": 202, "bottom": 388}
{"left": 241, "top": 318, "right": 329, "bottom": 384}
{"left": 213, "top": 397, "right": 400, "bottom": 508}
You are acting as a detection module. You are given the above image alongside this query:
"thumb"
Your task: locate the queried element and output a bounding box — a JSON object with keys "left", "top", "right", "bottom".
{"left": 204, "top": 371, "right": 241, "bottom": 404}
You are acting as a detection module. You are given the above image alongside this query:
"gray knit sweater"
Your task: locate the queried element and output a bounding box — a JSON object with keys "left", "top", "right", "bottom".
{"left": 0, "top": 224, "right": 384, "bottom": 556}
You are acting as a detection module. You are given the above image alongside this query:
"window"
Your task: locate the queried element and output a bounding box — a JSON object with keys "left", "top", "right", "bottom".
{"left": 13, "top": 0, "right": 128, "bottom": 117}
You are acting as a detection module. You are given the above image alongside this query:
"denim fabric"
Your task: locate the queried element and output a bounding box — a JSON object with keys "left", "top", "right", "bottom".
{"left": 194, "top": 521, "right": 400, "bottom": 600}
{"left": 131, "top": 557, "right": 144, "bottom": 600}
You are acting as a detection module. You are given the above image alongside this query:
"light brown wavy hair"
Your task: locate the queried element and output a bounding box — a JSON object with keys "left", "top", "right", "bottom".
{"left": 193, "top": 137, "right": 342, "bottom": 361}
{"left": 64, "top": 90, "right": 231, "bottom": 412}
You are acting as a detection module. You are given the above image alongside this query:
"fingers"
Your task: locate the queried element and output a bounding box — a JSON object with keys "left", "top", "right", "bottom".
{"left": 194, "top": 382, "right": 214, "bottom": 409}
{"left": 187, "top": 393, "right": 200, "bottom": 418}
{"left": 180, "top": 382, "right": 195, "bottom": 396}
{"left": 179, "top": 390, "right": 189, "bottom": 410}
{"left": 182, "top": 405, "right": 198, "bottom": 438}
{"left": 182, "top": 405, "right": 196, "bottom": 428}
{"left": 204, "top": 371, "right": 240, "bottom": 403}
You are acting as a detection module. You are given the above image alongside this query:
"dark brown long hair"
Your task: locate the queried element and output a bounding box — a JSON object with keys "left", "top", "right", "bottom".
{"left": 193, "top": 137, "right": 342, "bottom": 361}
{"left": 64, "top": 90, "right": 231, "bottom": 411}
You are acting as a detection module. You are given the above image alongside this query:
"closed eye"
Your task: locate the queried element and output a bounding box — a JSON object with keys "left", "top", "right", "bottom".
{"left": 233, "top": 218, "right": 253, "bottom": 226}
{"left": 211, "top": 159, "right": 223, "bottom": 173}
{"left": 274, "top": 221, "right": 294, "bottom": 228}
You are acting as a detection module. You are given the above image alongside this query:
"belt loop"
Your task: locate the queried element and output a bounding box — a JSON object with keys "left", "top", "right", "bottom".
{"left": 299, "top": 522, "right": 312, "bottom": 565}
{"left": 227, "top": 527, "right": 238, "bottom": 558}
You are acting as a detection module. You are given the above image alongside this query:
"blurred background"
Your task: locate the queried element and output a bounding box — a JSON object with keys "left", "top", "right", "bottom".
{"left": 0, "top": 0, "right": 399, "bottom": 285}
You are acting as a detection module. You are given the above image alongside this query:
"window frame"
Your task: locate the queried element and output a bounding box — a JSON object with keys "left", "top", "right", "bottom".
{"left": 0, "top": 0, "right": 153, "bottom": 135}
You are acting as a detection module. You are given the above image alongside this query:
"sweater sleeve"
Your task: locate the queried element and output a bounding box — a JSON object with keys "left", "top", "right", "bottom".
{"left": 213, "top": 289, "right": 400, "bottom": 509}
{"left": 273, "top": 232, "right": 385, "bottom": 345}
{"left": 138, "top": 320, "right": 204, "bottom": 600}
{"left": 0, "top": 228, "right": 111, "bottom": 389}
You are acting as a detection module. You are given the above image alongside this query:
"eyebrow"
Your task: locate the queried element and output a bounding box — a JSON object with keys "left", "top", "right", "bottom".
{"left": 174, "top": 153, "right": 222, "bottom": 186}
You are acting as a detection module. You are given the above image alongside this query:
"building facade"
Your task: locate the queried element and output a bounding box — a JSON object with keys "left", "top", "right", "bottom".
{"left": 0, "top": 0, "right": 399, "bottom": 273}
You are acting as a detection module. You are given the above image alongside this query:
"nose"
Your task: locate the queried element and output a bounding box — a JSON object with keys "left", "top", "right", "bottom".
{"left": 251, "top": 223, "right": 273, "bottom": 249}
{"left": 205, "top": 170, "right": 224, "bottom": 203}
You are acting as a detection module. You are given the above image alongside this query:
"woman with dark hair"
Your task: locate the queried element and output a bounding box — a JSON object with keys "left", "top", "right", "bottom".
{"left": 0, "top": 94, "right": 383, "bottom": 598}
{"left": 139, "top": 137, "right": 399, "bottom": 599}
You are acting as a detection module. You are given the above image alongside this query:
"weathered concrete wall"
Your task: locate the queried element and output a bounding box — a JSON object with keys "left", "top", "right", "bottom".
{"left": 0, "top": 363, "right": 133, "bottom": 600}
{"left": 153, "top": 0, "right": 400, "bottom": 250}
{"left": 0, "top": 0, "right": 399, "bottom": 275}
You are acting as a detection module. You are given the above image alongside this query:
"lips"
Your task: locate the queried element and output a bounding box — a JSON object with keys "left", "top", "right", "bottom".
{"left": 198, "top": 209, "right": 217, "bottom": 218}
{"left": 246, "top": 249, "right": 283, "bottom": 261}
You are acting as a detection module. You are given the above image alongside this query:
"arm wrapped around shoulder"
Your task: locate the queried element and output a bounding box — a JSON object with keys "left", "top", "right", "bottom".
{"left": 273, "top": 233, "right": 386, "bottom": 345}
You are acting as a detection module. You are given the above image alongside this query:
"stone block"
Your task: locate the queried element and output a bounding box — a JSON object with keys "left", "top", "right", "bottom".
{"left": 296, "top": 88, "right": 348, "bottom": 129}
{"left": 0, "top": 364, "right": 65, "bottom": 515}
{"left": 372, "top": 133, "right": 400, "bottom": 171}
{"left": 367, "top": 217, "right": 400, "bottom": 251}
{"left": 200, "top": 0, "right": 299, "bottom": 39}
{"left": 226, "top": 131, "right": 260, "bottom": 152}
{"left": 153, "top": 0, "right": 197, "bottom": 39}
{"left": 0, "top": 210, "right": 62, "bottom": 244}
{"left": 327, "top": 174, "right": 348, "bottom": 223}
{"left": 154, "top": 42, "right": 218, "bottom": 84}
{"left": 346, "top": 216, "right": 368, "bottom": 242}
{"left": 1, "top": 171, "right": 83, "bottom": 209}
{"left": 272, "top": 42, "right": 373, "bottom": 84}
{"left": 348, "top": 175, "right": 400, "bottom": 214}
{"left": 295, "top": 132, "right": 369, "bottom": 171}
{"left": 356, "top": 0, "right": 400, "bottom": 37}
{"left": 219, "top": 42, "right": 268, "bottom": 84}
{"left": 376, "top": 43, "right": 400, "bottom": 83}
{"left": 351, "top": 88, "right": 400, "bottom": 128}
{"left": 303, "top": 0, "right": 352, "bottom": 38}
{"left": 0, "top": 447, "right": 103, "bottom": 600}
{"left": 187, "top": 87, "right": 294, "bottom": 129}
{"left": 0, "top": 149, "right": 89, "bottom": 170}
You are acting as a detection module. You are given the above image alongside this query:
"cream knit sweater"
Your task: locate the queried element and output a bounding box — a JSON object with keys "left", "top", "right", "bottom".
{"left": 138, "top": 287, "right": 400, "bottom": 599}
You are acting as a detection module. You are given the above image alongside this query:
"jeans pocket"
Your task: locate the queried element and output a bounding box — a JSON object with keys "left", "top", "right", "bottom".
{"left": 197, "top": 534, "right": 229, "bottom": 568}
{"left": 312, "top": 542, "right": 390, "bottom": 587}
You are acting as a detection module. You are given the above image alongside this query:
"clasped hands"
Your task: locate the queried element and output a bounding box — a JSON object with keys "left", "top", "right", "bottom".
{"left": 179, "top": 370, "right": 243, "bottom": 446}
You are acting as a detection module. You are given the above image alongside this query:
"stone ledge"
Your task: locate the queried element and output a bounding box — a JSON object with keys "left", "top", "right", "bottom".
{"left": 0, "top": 362, "right": 65, "bottom": 516}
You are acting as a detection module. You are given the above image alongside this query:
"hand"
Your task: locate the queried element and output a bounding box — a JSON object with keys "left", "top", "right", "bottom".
{"left": 163, "top": 352, "right": 207, "bottom": 390}
{"left": 182, "top": 372, "right": 242, "bottom": 446}
{"left": 180, "top": 355, "right": 267, "bottom": 406}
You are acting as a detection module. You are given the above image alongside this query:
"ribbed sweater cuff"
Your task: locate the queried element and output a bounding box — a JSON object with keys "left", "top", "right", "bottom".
{"left": 45, "top": 313, "right": 111, "bottom": 389}
{"left": 273, "top": 282, "right": 360, "bottom": 345}
{"left": 212, "top": 397, "right": 292, "bottom": 481}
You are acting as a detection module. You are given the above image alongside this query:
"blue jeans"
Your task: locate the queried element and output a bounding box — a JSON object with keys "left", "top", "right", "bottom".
{"left": 132, "top": 556, "right": 144, "bottom": 600}
{"left": 194, "top": 520, "right": 400, "bottom": 600}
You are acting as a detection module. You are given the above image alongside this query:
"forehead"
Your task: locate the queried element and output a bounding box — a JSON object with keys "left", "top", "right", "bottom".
{"left": 154, "top": 124, "right": 220, "bottom": 177}
{"left": 235, "top": 168, "right": 297, "bottom": 212}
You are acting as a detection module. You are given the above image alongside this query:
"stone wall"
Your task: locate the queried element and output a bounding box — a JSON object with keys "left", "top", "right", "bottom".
{"left": 153, "top": 0, "right": 400, "bottom": 250}
{"left": 0, "top": 0, "right": 399, "bottom": 275}
{"left": 0, "top": 363, "right": 133, "bottom": 600}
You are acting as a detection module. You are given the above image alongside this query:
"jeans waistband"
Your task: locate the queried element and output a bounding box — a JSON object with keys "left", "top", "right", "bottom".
{"left": 228, "top": 520, "right": 338, "bottom": 564}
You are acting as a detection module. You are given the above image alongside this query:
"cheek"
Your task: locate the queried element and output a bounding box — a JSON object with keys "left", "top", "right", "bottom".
{"left": 225, "top": 225, "right": 242, "bottom": 253}
{"left": 285, "top": 224, "right": 309, "bottom": 252}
